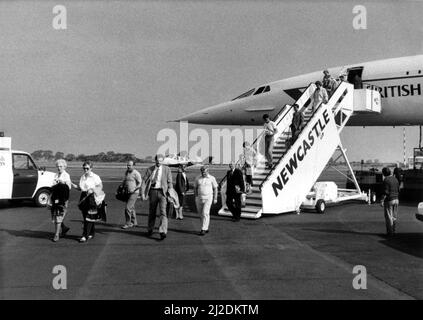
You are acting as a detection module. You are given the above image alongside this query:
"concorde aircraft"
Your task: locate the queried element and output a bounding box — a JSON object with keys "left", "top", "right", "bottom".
{"left": 177, "top": 55, "right": 423, "bottom": 126}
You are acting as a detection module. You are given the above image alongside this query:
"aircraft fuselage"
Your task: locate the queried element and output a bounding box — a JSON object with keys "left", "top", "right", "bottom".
{"left": 178, "top": 55, "right": 423, "bottom": 126}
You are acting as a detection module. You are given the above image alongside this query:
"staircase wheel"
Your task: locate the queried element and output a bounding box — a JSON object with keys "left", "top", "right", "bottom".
{"left": 315, "top": 199, "right": 326, "bottom": 214}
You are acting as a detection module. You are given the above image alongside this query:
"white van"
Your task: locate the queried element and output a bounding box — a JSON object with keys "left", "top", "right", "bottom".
{"left": 0, "top": 136, "right": 56, "bottom": 206}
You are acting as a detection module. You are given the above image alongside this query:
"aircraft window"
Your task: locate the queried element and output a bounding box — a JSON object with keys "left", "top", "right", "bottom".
{"left": 254, "top": 86, "right": 265, "bottom": 95}
{"left": 406, "top": 71, "right": 409, "bottom": 75}
{"left": 232, "top": 88, "right": 255, "bottom": 100}
{"left": 419, "top": 70, "right": 422, "bottom": 74}
{"left": 263, "top": 86, "right": 270, "bottom": 93}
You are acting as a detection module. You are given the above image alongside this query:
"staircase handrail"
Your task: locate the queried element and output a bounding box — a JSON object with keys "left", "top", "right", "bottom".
{"left": 258, "top": 82, "right": 349, "bottom": 190}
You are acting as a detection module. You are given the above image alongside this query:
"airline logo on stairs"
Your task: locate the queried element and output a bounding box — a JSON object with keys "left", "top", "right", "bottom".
{"left": 261, "top": 102, "right": 340, "bottom": 214}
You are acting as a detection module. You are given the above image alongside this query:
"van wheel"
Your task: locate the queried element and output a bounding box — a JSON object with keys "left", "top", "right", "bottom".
{"left": 34, "top": 188, "right": 51, "bottom": 207}
{"left": 315, "top": 199, "right": 326, "bottom": 214}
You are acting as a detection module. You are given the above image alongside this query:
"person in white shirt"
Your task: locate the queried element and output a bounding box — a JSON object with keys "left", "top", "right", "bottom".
{"left": 310, "top": 81, "right": 328, "bottom": 112}
{"left": 50, "top": 159, "right": 72, "bottom": 242}
{"left": 121, "top": 160, "right": 142, "bottom": 229}
{"left": 194, "top": 165, "right": 218, "bottom": 235}
{"left": 71, "top": 161, "right": 103, "bottom": 243}
{"left": 322, "top": 70, "right": 337, "bottom": 97}
{"left": 263, "top": 114, "right": 278, "bottom": 169}
{"left": 239, "top": 141, "right": 257, "bottom": 192}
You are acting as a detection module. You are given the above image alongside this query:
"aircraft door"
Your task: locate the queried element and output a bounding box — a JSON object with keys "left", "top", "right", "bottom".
{"left": 11, "top": 153, "right": 38, "bottom": 198}
{"left": 346, "top": 66, "right": 364, "bottom": 89}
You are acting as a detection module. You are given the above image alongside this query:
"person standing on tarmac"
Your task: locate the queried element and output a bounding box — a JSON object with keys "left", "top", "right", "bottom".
{"left": 142, "top": 154, "right": 173, "bottom": 240}
{"left": 50, "top": 159, "right": 72, "bottom": 242}
{"left": 121, "top": 160, "right": 142, "bottom": 229}
{"left": 225, "top": 161, "right": 245, "bottom": 221}
{"left": 175, "top": 164, "right": 189, "bottom": 220}
{"left": 194, "top": 165, "right": 218, "bottom": 235}
{"left": 72, "top": 161, "right": 104, "bottom": 243}
{"left": 380, "top": 167, "right": 400, "bottom": 236}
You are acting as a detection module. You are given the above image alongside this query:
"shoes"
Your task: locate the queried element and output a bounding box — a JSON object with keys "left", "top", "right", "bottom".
{"left": 52, "top": 235, "right": 59, "bottom": 242}
{"left": 61, "top": 226, "right": 70, "bottom": 236}
{"left": 133, "top": 223, "right": 138, "bottom": 228}
{"left": 147, "top": 230, "right": 153, "bottom": 237}
{"left": 121, "top": 224, "right": 133, "bottom": 229}
{"left": 88, "top": 235, "right": 94, "bottom": 240}
{"left": 233, "top": 217, "right": 241, "bottom": 222}
{"left": 160, "top": 233, "right": 167, "bottom": 240}
{"left": 199, "top": 230, "right": 208, "bottom": 236}
{"left": 79, "top": 236, "right": 87, "bottom": 243}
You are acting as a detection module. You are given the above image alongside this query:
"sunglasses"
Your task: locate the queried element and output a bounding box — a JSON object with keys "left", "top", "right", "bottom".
{"left": 83, "top": 167, "right": 90, "bottom": 170}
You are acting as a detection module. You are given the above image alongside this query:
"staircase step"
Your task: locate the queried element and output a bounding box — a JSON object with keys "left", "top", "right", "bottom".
{"left": 241, "top": 206, "right": 262, "bottom": 213}
{"left": 247, "top": 193, "right": 262, "bottom": 200}
{"left": 253, "top": 170, "right": 270, "bottom": 176}
{"left": 245, "top": 199, "right": 262, "bottom": 206}
{"left": 273, "top": 145, "right": 287, "bottom": 150}
{"left": 220, "top": 207, "right": 260, "bottom": 215}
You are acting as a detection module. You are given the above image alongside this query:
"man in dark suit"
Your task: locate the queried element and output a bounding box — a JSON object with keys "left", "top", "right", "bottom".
{"left": 290, "top": 103, "right": 304, "bottom": 145}
{"left": 175, "top": 164, "right": 189, "bottom": 220}
{"left": 142, "top": 154, "right": 173, "bottom": 240}
{"left": 226, "top": 161, "right": 245, "bottom": 221}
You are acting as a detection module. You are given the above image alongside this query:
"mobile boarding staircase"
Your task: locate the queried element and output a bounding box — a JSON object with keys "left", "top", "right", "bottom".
{"left": 218, "top": 82, "right": 382, "bottom": 219}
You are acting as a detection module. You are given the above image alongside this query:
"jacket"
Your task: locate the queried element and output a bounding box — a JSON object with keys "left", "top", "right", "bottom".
{"left": 167, "top": 188, "right": 180, "bottom": 209}
{"left": 141, "top": 165, "right": 173, "bottom": 199}
{"left": 226, "top": 168, "right": 245, "bottom": 195}
{"left": 50, "top": 183, "right": 70, "bottom": 206}
{"left": 175, "top": 172, "right": 189, "bottom": 195}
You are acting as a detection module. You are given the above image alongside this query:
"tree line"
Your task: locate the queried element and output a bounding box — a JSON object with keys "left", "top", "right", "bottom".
{"left": 30, "top": 150, "right": 154, "bottom": 163}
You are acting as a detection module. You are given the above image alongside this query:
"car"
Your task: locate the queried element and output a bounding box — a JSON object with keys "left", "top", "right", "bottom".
{"left": 416, "top": 202, "right": 423, "bottom": 222}
{"left": 0, "top": 136, "right": 56, "bottom": 206}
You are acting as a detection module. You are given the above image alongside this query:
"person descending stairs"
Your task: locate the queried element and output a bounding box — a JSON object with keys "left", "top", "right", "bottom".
{"left": 219, "top": 81, "right": 381, "bottom": 219}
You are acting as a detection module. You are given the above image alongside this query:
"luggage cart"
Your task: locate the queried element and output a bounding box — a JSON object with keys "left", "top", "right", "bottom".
{"left": 301, "top": 181, "right": 368, "bottom": 214}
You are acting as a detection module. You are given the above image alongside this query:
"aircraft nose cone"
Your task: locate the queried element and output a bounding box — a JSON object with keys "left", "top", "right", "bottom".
{"left": 177, "top": 110, "right": 211, "bottom": 123}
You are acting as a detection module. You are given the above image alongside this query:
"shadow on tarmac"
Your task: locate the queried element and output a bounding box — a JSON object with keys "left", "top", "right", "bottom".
{"left": 0, "top": 200, "right": 35, "bottom": 209}
{"left": 0, "top": 228, "right": 81, "bottom": 242}
{"left": 305, "top": 228, "right": 423, "bottom": 259}
{"left": 68, "top": 219, "right": 201, "bottom": 240}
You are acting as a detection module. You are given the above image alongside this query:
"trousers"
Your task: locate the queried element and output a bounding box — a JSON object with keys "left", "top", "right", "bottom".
{"left": 264, "top": 135, "right": 274, "bottom": 166}
{"left": 125, "top": 193, "right": 138, "bottom": 225}
{"left": 196, "top": 196, "right": 212, "bottom": 231}
{"left": 148, "top": 189, "right": 168, "bottom": 234}
{"left": 226, "top": 192, "right": 242, "bottom": 219}
{"left": 384, "top": 199, "right": 399, "bottom": 235}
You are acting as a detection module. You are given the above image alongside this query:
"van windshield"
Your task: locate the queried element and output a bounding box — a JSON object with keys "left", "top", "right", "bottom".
{"left": 13, "top": 154, "right": 37, "bottom": 170}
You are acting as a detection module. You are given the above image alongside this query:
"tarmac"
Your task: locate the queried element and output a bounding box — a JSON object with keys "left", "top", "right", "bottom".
{"left": 1, "top": 178, "right": 422, "bottom": 300}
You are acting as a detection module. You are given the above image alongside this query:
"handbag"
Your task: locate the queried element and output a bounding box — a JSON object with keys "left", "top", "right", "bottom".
{"left": 115, "top": 184, "right": 129, "bottom": 202}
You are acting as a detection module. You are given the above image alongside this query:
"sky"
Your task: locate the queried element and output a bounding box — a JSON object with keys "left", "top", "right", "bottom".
{"left": 0, "top": 0, "right": 422, "bottom": 163}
